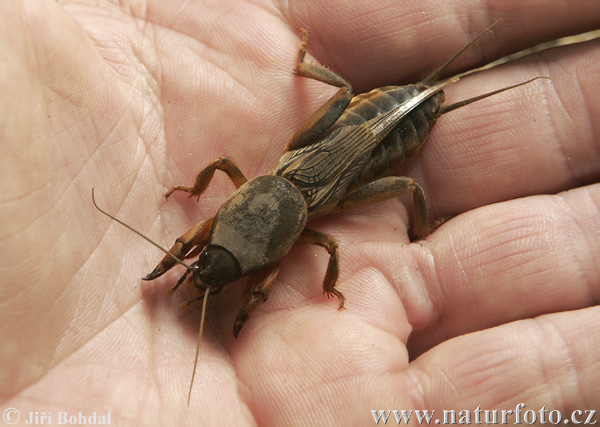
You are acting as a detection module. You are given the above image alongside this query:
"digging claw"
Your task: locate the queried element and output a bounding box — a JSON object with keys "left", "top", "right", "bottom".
{"left": 143, "top": 266, "right": 166, "bottom": 281}
{"left": 233, "top": 316, "right": 246, "bottom": 338}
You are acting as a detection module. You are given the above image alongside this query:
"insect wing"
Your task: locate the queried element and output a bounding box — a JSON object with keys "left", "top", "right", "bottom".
{"left": 275, "top": 125, "right": 378, "bottom": 215}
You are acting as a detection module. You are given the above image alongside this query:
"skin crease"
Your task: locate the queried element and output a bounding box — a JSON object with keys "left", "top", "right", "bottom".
{"left": 1, "top": 0, "right": 599, "bottom": 424}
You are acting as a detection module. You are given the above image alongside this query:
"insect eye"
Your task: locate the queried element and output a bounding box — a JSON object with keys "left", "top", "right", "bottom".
{"left": 198, "top": 250, "right": 212, "bottom": 267}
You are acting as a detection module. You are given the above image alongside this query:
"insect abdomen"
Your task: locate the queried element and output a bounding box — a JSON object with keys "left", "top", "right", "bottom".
{"left": 331, "top": 84, "right": 444, "bottom": 186}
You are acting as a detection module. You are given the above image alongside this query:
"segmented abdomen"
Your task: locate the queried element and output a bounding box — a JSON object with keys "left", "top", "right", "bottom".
{"left": 329, "top": 84, "right": 444, "bottom": 188}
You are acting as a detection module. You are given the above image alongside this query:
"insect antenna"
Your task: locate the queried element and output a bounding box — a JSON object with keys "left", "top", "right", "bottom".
{"left": 91, "top": 188, "right": 192, "bottom": 271}
{"left": 92, "top": 189, "right": 210, "bottom": 406}
{"left": 187, "top": 287, "right": 210, "bottom": 407}
{"left": 423, "top": 19, "right": 502, "bottom": 86}
{"left": 440, "top": 76, "right": 550, "bottom": 115}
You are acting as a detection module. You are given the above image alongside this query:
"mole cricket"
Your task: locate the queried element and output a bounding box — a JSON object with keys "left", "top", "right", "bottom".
{"left": 93, "top": 20, "right": 548, "bottom": 404}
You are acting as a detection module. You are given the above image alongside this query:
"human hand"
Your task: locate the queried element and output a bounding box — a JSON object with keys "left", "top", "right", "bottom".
{"left": 1, "top": 1, "right": 598, "bottom": 424}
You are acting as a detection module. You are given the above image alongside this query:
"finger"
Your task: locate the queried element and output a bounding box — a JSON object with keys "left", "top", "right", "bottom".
{"left": 412, "top": 38, "right": 600, "bottom": 217}
{"left": 406, "top": 183, "right": 600, "bottom": 355}
{"left": 290, "top": 0, "right": 600, "bottom": 90}
{"left": 409, "top": 306, "right": 600, "bottom": 413}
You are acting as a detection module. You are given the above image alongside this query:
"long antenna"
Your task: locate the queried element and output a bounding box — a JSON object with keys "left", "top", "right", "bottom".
{"left": 187, "top": 288, "right": 210, "bottom": 406}
{"left": 93, "top": 189, "right": 211, "bottom": 407}
{"left": 91, "top": 189, "right": 192, "bottom": 270}
{"left": 423, "top": 19, "right": 502, "bottom": 85}
{"left": 440, "top": 77, "right": 550, "bottom": 115}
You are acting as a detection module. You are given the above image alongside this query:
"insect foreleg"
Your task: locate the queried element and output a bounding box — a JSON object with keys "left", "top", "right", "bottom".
{"left": 335, "top": 176, "right": 449, "bottom": 239}
{"left": 164, "top": 157, "right": 247, "bottom": 200}
{"left": 144, "top": 217, "right": 214, "bottom": 281}
{"left": 233, "top": 264, "right": 280, "bottom": 337}
{"left": 285, "top": 29, "right": 354, "bottom": 152}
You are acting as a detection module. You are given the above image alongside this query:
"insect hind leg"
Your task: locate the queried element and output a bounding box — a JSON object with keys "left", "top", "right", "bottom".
{"left": 335, "top": 176, "right": 451, "bottom": 240}
{"left": 285, "top": 29, "right": 354, "bottom": 152}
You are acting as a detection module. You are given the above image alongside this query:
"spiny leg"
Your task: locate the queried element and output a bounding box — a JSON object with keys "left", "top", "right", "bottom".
{"left": 295, "top": 29, "right": 353, "bottom": 88}
{"left": 285, "top": 29, "right": 354, "bottom": 152}
{"left": 233, "top": 264, "right": 280, "bottom": 338}
{"left": 143, "top": 217, "right": 214, "bottom": 281}
{"left": 296, "top": 228, "right": 343, "bottom": 308}
{"left": 335, "top": 176, "right": 451, "bottom": 240}
{"left": 164, "top": 157, "right": 247, "bottom": 200}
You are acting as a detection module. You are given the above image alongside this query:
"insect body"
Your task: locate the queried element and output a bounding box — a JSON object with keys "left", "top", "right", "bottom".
{"left": 139, "top": 22, "right": 544, "bottom": 336}
{"left": 93, "top": 20, "right": 547, "bottom": 404}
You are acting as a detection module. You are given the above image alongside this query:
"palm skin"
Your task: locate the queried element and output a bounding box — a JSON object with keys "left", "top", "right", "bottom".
{"left": 1, "top": 0, "right": 599, "bottom": 425}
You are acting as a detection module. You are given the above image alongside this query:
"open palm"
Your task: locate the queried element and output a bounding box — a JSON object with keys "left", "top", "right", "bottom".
{"left": 2, "top": 1, "right": 599, "bottom": 424}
